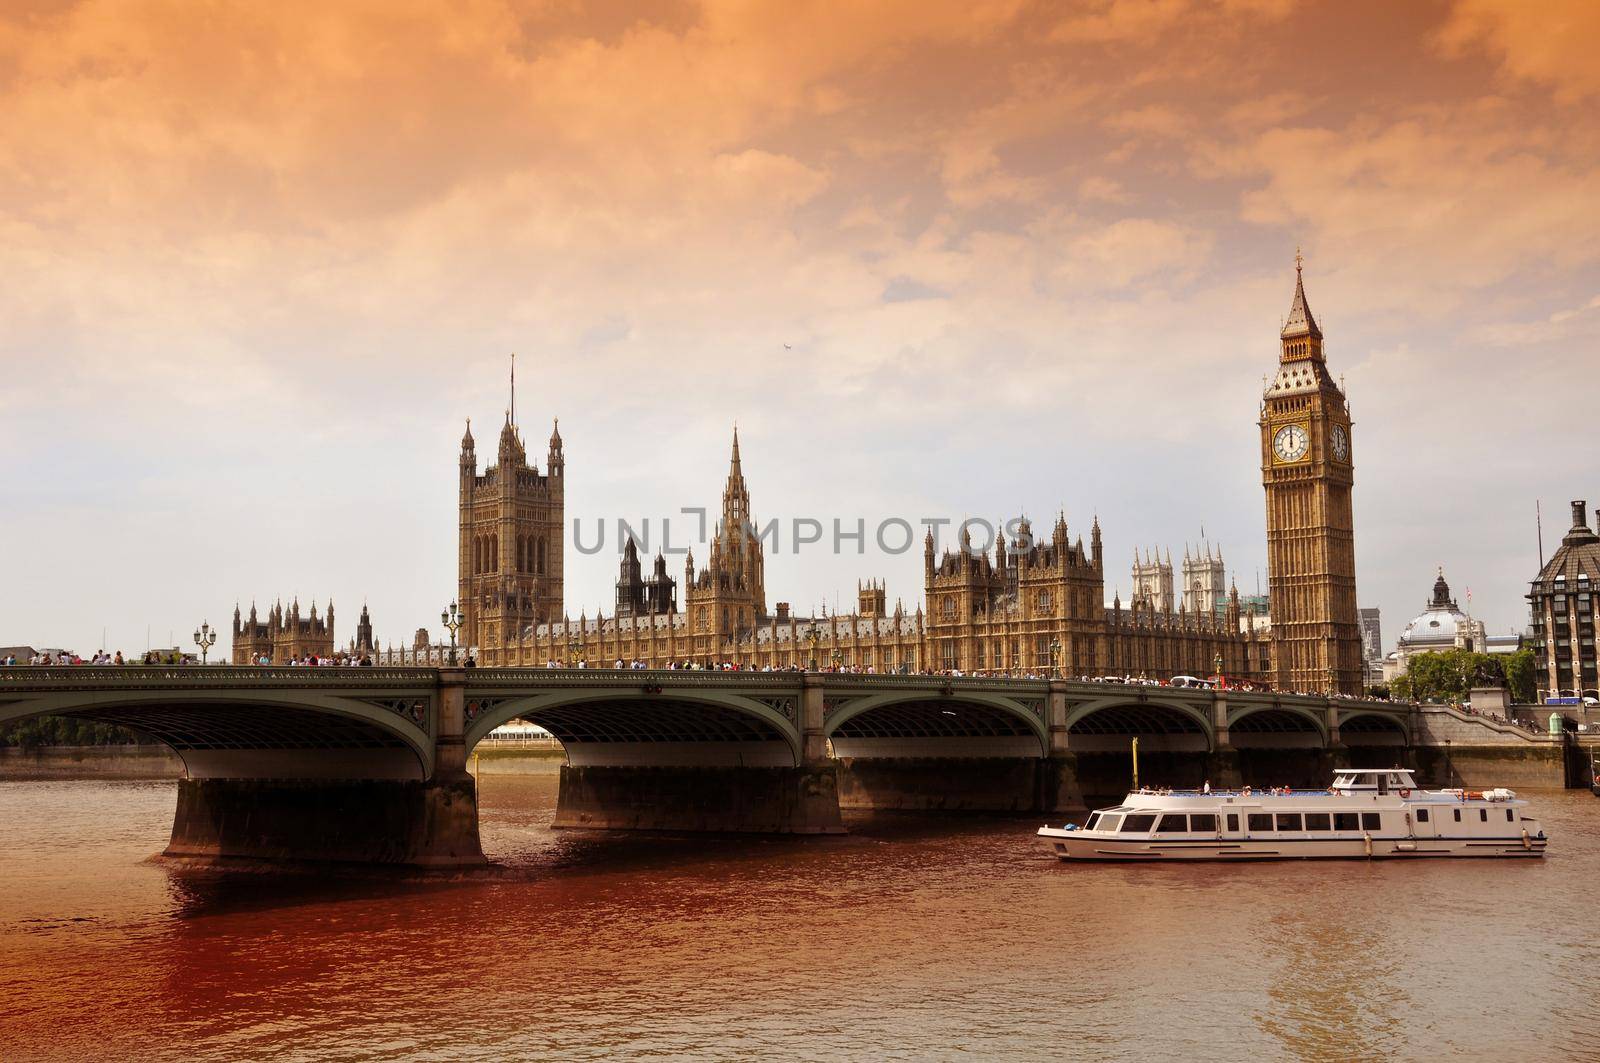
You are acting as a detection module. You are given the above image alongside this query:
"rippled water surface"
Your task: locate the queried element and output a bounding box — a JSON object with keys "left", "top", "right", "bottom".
{"left": 1, "top": 776, "right": 1596, "bottom": 1061}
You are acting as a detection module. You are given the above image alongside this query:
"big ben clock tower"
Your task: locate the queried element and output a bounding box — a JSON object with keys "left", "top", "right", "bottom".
{"left": 1260, "top": 255, "right": 1363, "bottom": 694}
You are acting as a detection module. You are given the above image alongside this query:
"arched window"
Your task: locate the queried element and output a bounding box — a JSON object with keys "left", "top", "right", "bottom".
{"left": 538, "top": 537, "right": 547, "bottom": 575}
{"left": 516, "top": 537, "right": 525, "bottom": 573}
{"left": 490, "top": 535, "right": 498, "bottom": 571}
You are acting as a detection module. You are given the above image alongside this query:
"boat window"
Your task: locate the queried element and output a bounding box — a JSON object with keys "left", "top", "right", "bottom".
{"left": 1085, "top": 813, "right": 1101, "bottom": 830}
{"left": 1190, "top": 813, "right": 1217, "bottom": 832}
{"left": 1453, "top": 809, "right": 1461, "bottom": 823}
{"left": 1156, "top": 814, "right": 1187, "bottom": 833}
{"left": 1098, "top": 815, "right": 1122, "bottom": 833}
{"left": 1275, "top": 813, "right": 1302, "bottom": 831}
{"left": 1333, "top": 812, "right": 1359, "bottom": 830}
{"left": 1506, "top": 809, "right": 1514, "bottom": 823}
{"left": 1361, "top": 812, "right": 1381, "bottom": 831}
{"left": 1120, "top": 814, "right": 1157, "bottom": 833}
{"left": 1416, "top": 808, "right": 1429, "bottom": 823}
{"left": 1304, "top": 813, "right": 1331, "bottom": 831}
{"left": 1225, "top": 813, "right": 1239, "bottom": 832}
{"left": 1479, "top": 809, "right": 1488, "bottom": 823}
{"left": 1247, "top": 813, "right": 1272, "bottom": 832}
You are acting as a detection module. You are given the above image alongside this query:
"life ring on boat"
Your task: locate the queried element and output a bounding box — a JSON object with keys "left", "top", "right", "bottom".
{"left": 1398, "top": 788, "right": 1411, "bottom": 798}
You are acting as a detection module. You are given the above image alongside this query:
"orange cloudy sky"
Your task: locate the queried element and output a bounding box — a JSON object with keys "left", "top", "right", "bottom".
{"left": 3, "top": 0, "right": 1598, "bottom": 653}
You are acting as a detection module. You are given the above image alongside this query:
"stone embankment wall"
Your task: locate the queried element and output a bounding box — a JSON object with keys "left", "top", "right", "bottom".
{"left": 0, "top": 745, "right": 184, "bottom": 780}
{"left": 1411, "top": 707, "right": 1571, "bottom": 788}
{"left": 468, "top": 743, "right": 566, "bottom": 776}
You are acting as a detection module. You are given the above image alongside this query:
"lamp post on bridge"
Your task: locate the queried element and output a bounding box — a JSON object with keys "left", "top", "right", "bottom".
{"left": 808, "top": 628, "right": 819, "bottom": 672}
{"left": 440, "top": 601, "right": 463, "bottom": 667}
{"left": 192, "top": 621, "right": 216, "bottom": 665}
{"left": 1049, "top": 637, "right": 1062, "bottom": 680}
{"left": 830, "top": 648, "right": 842, "bottom": 673}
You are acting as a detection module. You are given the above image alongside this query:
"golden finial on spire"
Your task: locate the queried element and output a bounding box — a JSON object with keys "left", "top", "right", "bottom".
{"left": 1295, "top": 246, "right": 1304, "bottom": 273}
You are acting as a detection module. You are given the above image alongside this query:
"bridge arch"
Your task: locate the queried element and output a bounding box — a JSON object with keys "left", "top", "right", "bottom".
{"left": 1064, "top": 696, "right": 1214, "bottom": 752}
{"left": 823, "top": 690, "right": 1049, "bottom": 759}
{"left": 0, "top": 688, "right": 435, "bottom": 780}
{"left": 1227, "top": 703, "right": 1329, "bottom": 747}
{"left": 1338, "top": 709, "right": 1411, "bottom": 746}
{"left": 464, "top": 688, "right": 804, "bottom": 767}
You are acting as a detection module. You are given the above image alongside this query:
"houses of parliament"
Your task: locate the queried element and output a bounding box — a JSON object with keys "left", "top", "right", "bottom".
{"left": 453, "top": 263, "right": 1364, "bottom": 694}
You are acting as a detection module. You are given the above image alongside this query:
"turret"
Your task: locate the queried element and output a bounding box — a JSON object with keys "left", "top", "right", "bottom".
{"left": 548, "top": 418, "right": 563, "bottom": 477}
{"left": 1091, "top": 515, "right": 1103, "bottom": 569}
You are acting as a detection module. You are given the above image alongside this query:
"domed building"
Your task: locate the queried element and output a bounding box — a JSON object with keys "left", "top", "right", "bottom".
{"left": 1528, "top": 500, "right": 1600, "bottom": 702}
{"left": 1382, "top": 568, "right": 1520, "bottom": 683}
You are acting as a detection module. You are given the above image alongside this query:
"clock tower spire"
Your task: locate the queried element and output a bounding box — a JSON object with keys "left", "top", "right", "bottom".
{"left": 1260, "top": 255, "right": 1363, "bottom": 694}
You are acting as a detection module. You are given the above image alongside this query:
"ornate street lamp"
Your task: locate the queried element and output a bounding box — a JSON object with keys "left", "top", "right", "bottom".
{"left": 567, "top": 633, "right": 581, "bottom": 667}
{"left": 1049, "top": 637, "right": 1062, "bottom": 680}
{"left": 193, "top": 621, "right": 217, "bottom": 664}
{"left": 808, "top": 628, "right": 819, "bottom": 671}
{"left": 1213, "top": 652, "right": 1224, "bottom": 679}
{"left": 830, "top": 648, "right": 842, "bottom": 672}
{"left": 440, "top": 601, "right": 463, "bottom": 666}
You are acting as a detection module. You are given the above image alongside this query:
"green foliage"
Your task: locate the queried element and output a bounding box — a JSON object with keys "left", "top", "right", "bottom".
{"left": 1392, "top": 648, "right": 1509, "bottom": 703}
{"left": 1500, "top": 648, "right": 1537, "bottom": 704}
{"left": 0, "top": 717, "right": 142, "bottom": 750}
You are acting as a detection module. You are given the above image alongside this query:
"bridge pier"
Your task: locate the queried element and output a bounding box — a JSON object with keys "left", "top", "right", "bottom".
{"left": 548, "top": 672, "right": 844, "bottom": 833}
{"left": 165, "top": 773, "right": 485, "bottom": 866}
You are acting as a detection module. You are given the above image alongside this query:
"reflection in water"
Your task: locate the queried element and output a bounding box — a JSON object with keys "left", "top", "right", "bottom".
{"left": 0, "top": 775, "right": 1595, "bottom": 1060}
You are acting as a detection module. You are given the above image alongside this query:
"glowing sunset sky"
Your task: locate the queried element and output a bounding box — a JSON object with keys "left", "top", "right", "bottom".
{"left": 3, "top": 0, "right": 1598, "bottom": 655}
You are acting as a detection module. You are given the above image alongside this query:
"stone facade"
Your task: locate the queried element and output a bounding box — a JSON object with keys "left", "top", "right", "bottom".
{"left": 1182, "top": 542, "right": 1227, "bottom": 616}
{"left": 480, "top": 430, "right": 1269, "bottom": 677}
{"left": 458, "top": 374, "right": 565, "bottom": 656}
{"left": 230, "top": 599, "right": 335, "bottom": 663}
{"left": 1131, "top": 548, "right": 1173, "bottom": 612}
{"left": 1259, "top": 259, "right": 1364, "bottom": 694}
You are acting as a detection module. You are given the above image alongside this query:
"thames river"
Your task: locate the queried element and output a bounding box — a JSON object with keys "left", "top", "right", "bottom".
{"left": 1, "top": 775, "right": 1595, "bottom": 1061}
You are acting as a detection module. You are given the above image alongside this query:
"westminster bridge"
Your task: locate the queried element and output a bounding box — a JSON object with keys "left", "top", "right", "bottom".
{"left": 0, "top": 666, "right": 1559, "bottom": 866}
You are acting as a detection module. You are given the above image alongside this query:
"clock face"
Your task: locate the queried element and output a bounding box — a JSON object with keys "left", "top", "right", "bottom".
{"left": 1273, "top": 423, "right": 1310, "bottom": 463}
{"left": 1331, "top": 424, "right": 1350, "bottom": 462}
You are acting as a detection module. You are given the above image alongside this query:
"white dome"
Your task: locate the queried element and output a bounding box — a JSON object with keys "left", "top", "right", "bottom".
{"left": 1399, "top": 606, "right": 1462, "bottom": 647}
{"left": 1399, "top": 569, "right": 1466, "bottom": 649}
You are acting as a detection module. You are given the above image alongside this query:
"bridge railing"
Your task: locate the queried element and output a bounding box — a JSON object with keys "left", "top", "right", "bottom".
{"left": 0, "top": 665, "right": 441, "bottom": 688}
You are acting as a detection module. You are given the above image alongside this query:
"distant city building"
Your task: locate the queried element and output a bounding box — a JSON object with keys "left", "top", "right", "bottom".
{"left": 1358, "top": 607, "right": 1383, "bottom": 686}
{"left": 231, "top": 599, "right": 335, "bottom": 664}
{"left": 1528, "top": 500, "right": 1600, "bottom": 702}
{"left": 1382, "top": 569, "right": 1520, "bottom": 683}
{"left": 1131, "top": 549, "right": 1174, "bottom": 612}
{"left": 1182, "top": 542, "right": 1228, "bottom": 616}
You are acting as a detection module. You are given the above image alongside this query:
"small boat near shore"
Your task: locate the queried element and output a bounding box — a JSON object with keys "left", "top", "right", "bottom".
{"left": 1039, "top": 769, "right": 1548, "bottom": 861}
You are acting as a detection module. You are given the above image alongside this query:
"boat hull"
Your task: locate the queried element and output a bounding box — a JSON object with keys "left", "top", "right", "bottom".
{"left": 1038, "top": 829, "right": 1548, "bottom": 861}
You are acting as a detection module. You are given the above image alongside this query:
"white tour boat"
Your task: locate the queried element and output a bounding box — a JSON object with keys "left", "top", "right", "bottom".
{"left": 1039, "top": 769, "right": 1548, "bottom": 861}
